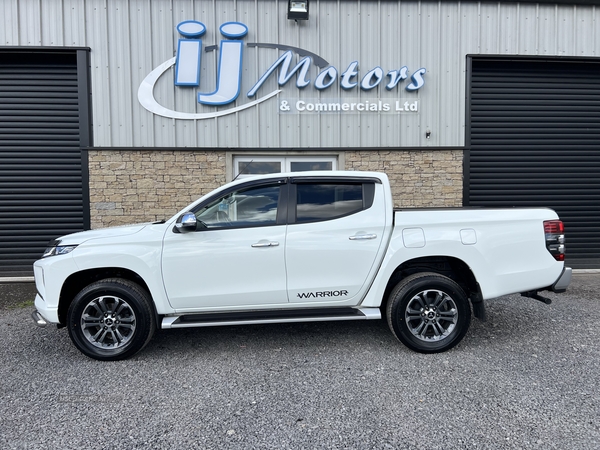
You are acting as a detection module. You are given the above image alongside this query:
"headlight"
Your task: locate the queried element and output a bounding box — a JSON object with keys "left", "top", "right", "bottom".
{"left": 42, "top": 243, "right": 78, "bottom": 258}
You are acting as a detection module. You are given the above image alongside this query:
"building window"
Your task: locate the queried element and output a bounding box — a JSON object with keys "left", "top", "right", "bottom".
{"left": 233, "top": 156, "right": 337, "bottom": 179}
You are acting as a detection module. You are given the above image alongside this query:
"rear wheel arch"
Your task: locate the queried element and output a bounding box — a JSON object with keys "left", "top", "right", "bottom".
{"left": 380, "top": 256, "right": 480, "bottom": 314}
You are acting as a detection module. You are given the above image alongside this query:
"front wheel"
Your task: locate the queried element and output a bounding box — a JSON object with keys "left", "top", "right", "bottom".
{"left": 67, "top": 279, "right": 156, "bottom": 361}
{"left": 386, "top": 272, "right": 471, "bottom": 353}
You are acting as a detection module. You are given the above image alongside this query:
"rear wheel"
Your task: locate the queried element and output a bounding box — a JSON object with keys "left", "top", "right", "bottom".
{"left": 386, "top": 272, "right": 471, "bottom": 353}
{"left": 67, "top": 279, "right": 156, "bottom": 361}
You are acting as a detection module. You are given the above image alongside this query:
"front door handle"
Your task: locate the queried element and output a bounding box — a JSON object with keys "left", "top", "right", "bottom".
{"left": 349, "top": 234, "right": 377, "bottom": 241}
{"left": 251, "top": 241, "right": 280, "bottom": 248}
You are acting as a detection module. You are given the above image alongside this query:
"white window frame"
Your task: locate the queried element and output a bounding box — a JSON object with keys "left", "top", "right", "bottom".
{"left": 231, "top": 154, "right": 340, "bottom": 180}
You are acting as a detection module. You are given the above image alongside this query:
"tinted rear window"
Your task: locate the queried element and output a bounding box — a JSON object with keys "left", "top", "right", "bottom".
{"left": 296, "top": 183, "right": 363, "bottom": 223}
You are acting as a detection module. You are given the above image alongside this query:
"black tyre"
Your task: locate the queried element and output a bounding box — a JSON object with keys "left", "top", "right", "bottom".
{"left": 67, "top": 278, "right": 156, "bottom": 361}
{"left": 386, "top": 272, "right": 471, "bottom": 353}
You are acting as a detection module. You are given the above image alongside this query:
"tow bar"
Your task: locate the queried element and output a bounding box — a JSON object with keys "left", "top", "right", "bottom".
{"left": 521, "top": 291, "right": 552, "bottom": 305}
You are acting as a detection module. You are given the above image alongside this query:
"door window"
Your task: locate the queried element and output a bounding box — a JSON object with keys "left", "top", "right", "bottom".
{"left": 194, "top": 184, "right": 281, "bottom": 229}
{"left": 295, "top": 183, "right": 364, "bottom": 223}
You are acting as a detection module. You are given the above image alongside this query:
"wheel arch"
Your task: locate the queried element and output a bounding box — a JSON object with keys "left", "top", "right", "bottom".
{"left": 57, "top": 268, "right": 158, "bottom": 327}
{"left": 380, "top": 256, "right": 484, "bottom": 319}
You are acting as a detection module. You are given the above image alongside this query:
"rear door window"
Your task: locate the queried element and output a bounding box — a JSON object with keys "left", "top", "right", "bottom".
{"left": 295, "top": 183, "right": 364, "bottom": 223}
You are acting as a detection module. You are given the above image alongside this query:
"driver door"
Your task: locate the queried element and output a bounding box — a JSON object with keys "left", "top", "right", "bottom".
{"left": 162, "top": 180, "right": 288, "bottom": 310}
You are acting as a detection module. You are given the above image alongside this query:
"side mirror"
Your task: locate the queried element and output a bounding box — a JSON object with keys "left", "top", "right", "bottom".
{"left": 175, "top": 212, "right": 197, "bottom": 233}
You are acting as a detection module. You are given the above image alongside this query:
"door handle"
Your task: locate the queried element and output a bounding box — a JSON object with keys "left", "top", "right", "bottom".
{"left": 251, "top": 241, "right": 280, "bottom": 248}
{"left": 349, "top": 234, "right": 377, "bottom": 240}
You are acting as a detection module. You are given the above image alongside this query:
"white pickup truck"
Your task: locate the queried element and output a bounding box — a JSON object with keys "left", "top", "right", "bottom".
{"left": 32, "top": 171, "right": 571, "bottom": 360}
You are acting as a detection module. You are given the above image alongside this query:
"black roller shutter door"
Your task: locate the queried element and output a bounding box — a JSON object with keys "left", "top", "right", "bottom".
{"left": 467, "top": 57, "right": 600, "bottom": 269}
{"left": 0, "top": 50, "right": 90, "bottom": 277}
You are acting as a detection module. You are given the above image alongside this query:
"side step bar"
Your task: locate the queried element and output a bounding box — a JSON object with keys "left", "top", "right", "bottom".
{"left": 162, "top": 307, "right": 381, "bottom": 329}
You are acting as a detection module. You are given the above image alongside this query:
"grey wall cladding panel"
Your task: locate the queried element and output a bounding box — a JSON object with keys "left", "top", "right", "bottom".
{"left": 7, "top": 0, "right": 600, "bottom": 148}
{"left": 467, "top": 58, "right": 600, "bottom": 269}
{"left": 0, "top": 51, "right": 85, "bottom": 276}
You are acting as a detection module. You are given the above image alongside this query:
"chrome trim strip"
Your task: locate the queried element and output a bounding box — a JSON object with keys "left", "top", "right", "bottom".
{"left": 349, "top": 234, "right": 377, "bottom": 240}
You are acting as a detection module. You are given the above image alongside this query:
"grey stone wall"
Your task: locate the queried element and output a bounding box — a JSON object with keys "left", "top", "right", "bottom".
{"left": 345, "top": 150, "right": 463, "bottom": 208}
{"left": 88, "top": 150, "right": 463, "bottom": 228}
{"left": 89, "top": 151, "right": 227, "bottom": 229}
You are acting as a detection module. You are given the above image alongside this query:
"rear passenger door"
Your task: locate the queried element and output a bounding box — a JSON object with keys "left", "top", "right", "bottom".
{"left": 285, "top": 177, "right": 388, "bottom": 304}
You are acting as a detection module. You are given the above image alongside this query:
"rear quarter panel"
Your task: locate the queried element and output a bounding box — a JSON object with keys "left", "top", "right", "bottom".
{"left": 361, "top": 208, "right": 564, "bottom": 306}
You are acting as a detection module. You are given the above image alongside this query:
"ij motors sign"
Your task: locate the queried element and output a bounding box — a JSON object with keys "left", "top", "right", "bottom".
{"left": 138, "top": 20, "right": 426, "bottom": 120}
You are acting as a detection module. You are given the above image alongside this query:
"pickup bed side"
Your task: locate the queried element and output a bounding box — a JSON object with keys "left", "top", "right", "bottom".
{"left": 361, "top": 207, "right": 565, "bottom": 309}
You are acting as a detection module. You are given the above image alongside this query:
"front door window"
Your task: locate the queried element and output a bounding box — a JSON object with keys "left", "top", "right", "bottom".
{"left": 195, "top": 184, "right": 281, "bottom": 229}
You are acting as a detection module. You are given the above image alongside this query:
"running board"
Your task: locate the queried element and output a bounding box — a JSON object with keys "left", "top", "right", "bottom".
{"left": 162, "top": 307, "right": 381, "bottom": 329}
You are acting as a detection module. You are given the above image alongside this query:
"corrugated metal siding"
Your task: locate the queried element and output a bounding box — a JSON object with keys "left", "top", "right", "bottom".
{"left": 467, "top": 58, "right": 600, "bottom": 269}
{"left": 0, "top": 52, "right": 86, "bottom": 276}
{"left": 3, "top": 1, "right": 600, "bottom": 148}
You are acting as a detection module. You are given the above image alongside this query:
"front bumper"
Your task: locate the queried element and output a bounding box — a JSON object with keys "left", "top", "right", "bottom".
{"left": 551, "top": 267, "right": 572, "bottom": 293}
{"left": 31, "top": 310, "right": 47, "bottom": 327}
{"left": 32, "top": 294, "right": 60, "bottom": 325}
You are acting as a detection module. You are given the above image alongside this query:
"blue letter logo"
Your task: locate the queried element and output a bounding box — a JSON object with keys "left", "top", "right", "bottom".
{"left": 138, "top": 20, "right": 425, "bottom": 120}
{"left": 138, "top": 21, "right": 280, "bottom": 120}
{"left": 174, "top": 21, "right": 205, "bottom": 86}
{"left": 174, "top": 21, "right": 247, "bottom": 105}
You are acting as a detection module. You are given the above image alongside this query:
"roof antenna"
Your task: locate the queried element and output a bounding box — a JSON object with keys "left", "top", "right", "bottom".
{"left": 232, "top": 160, "right": 254, "bottom": 182}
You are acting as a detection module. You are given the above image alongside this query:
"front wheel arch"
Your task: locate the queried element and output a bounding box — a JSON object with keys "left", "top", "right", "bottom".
{"left": 58, "top": 268, "right": 155, "bottom": 326}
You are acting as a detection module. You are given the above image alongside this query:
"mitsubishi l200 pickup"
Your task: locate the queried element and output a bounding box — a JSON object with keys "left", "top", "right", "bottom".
{"left": 32, "top": 171, "right": 571, "bottom": 360}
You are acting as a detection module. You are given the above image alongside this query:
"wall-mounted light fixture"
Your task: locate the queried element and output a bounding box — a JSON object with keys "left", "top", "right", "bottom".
{"left": 288, "top": 1, "right": 309, "bottom": 20}
{"left": 426, "top": 130, "right": 431, "bottom": 139}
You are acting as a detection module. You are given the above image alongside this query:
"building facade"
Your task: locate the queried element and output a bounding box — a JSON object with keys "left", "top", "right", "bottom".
{"left": 1, "top": 0, "right": 599, "bottom": 275}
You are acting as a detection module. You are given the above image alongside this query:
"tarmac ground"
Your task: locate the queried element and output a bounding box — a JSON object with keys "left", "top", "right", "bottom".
{"left": 0, "top": 281, "right": 37, "bottom": 310}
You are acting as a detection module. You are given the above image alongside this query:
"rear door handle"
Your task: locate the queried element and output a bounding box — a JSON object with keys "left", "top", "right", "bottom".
{"left": 349, "top": 234, "right": 377, "bottom": 240}
{"left": 251, "top": 241, "right": 280, "bottom": 248}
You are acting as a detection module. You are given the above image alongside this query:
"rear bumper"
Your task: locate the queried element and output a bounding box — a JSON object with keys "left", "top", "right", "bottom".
{"left": 550, "top": 267, "right": 572, "bottom": 293}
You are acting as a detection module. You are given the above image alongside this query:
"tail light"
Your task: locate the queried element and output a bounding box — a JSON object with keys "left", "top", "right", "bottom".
{"left": 544, "top": 220, "right": 565, "bottom": 262}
